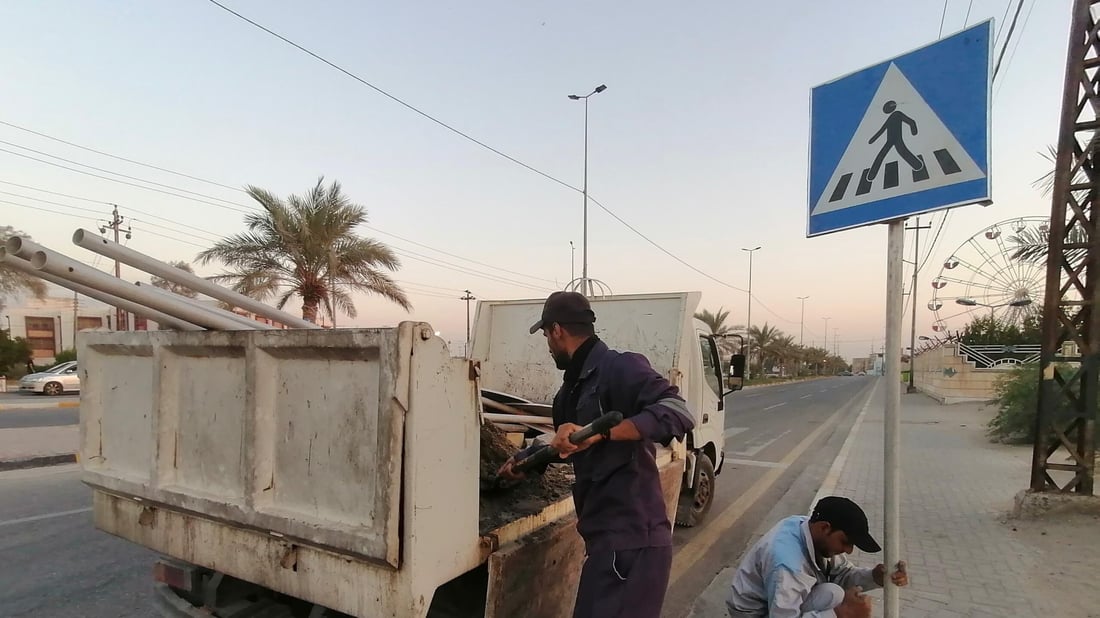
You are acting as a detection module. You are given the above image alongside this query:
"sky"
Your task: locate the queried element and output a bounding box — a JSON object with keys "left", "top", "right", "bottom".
{"left": 0, "top": 0, "right": 1068, "bottom": 359}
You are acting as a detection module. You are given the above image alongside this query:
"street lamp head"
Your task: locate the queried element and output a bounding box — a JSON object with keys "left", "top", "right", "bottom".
{"left": 567, "top": 94, "right": 581, "bottom": 100}
{"left": 742, "top": 246, "right": 762, "bottom": 252}
{"left": 919, "top": 335, "right": 932, "bottom": 341}
{"left": 594, "top": 84, "right": 607, "bottom": 93}
{"left": 955, "top": 298, "right": 978, "bottom": 307}
{"left": 1009, "top": 298, "right": 1033, "bottom": 308}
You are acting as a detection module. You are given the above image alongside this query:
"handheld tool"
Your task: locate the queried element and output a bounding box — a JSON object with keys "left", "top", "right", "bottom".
{"left": 481, "top": 411, "right": 624, "bottom": 493}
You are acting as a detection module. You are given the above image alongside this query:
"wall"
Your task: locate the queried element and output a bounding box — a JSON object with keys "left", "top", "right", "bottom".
{"left": 912, "top": 343, "right": 1012, "bottom": 404}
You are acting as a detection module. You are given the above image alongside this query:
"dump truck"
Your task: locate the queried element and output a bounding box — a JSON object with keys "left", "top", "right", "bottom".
{"left": 71, "top": 289, "right": 741, "bottom": 616}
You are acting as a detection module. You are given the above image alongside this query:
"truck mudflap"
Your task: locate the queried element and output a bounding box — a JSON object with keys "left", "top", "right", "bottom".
{"left": 485, "top": 518, "right": 585, "bottom": 618}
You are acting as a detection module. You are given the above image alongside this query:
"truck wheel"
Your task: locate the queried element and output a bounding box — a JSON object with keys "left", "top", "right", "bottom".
{"left": 43, "top": 382, "right": 63, "bottom": 396}
{"left": 675, "top": 453, "right": 715, "bottom": 528}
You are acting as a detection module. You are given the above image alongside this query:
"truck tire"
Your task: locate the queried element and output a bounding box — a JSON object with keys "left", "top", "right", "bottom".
{"left": 675, "top": 453, "right": 715, "bottom": 528}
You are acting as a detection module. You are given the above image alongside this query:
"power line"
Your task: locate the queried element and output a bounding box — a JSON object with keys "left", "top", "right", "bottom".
{"left": 207, "top": 1, "right": 769, "bottom": 306}
{"left": 0, "top": 146, "right": 253, "bottom": 214}
{"left": 0, "top": 119, "right": 246, "bottom": 194}
{"left": 0, "top": 139, "right": 253, "bottom": 211}
{"left": 0, "top": 198, "right": 100, "bottom": 222}
{"left": 0, "top": 179, "right": 112, "bottom": 204}
{"left": 129, "top": 224, "right": 207, "bottom": 249}
{"left": 0, "top": 190, "right": 107, "bottom": 216}
{"left": 206, "top": 0, "right": 579, "bottom": 195}
{"left": 938, "top": 0, "right": 950, "bottom": 36}
{"left": 393, "top": 248, "right": 552, "bottom": 293}
{"left": 993, "top": 0, "right": 1027, "bottom": 78}
{"left": 364, "top": 225, "right": 558, "bottom": 285}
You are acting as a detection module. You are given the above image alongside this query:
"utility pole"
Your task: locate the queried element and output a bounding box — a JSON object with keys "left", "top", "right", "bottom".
{"left": 570, "top": 241, "right": 575, "bottom": 283}
{"left": 101, "top": 206, "right": 132, "bottom": 331}
{"left": 833, "top": 328, "right": 839, "bottom": 357}
{"left": 906, "top": 216, "right": 932, "bottom": 393}
{"left": 797, "top": 296, "right": 809, "bottom": 347}
{"left": 461, "top": 290, "right": 475, "bottom": 358}
{"left": 72, "top": 290, "right": 78, "bottom": 350}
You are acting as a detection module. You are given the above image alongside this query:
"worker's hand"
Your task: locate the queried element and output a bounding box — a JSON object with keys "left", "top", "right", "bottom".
{"left": 496, "top": 456, "right": 526, "bottom": 481}
{"left": 551, "top": 422, "right": 602, "bottom": 458}
{"left": 873, "top": 561, "right": 909, "bottom": 587}
{"left": 834, "top": 587, "right": 872, "bottom": 618}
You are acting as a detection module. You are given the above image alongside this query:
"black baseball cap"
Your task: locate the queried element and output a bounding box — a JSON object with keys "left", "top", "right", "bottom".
{"left": 528, "top": 291, "right": 597, "bottom": 334}
{"left": 810, "top": 496, "right": 882, "bottom": 553}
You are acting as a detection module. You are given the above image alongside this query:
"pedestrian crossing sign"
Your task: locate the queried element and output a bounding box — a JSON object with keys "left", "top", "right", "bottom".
{"left": 807, "top": 20, "right": 992, "bottom": 237}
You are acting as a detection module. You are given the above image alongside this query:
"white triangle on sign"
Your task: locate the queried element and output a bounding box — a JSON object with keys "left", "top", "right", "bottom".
{"left": 813, "top": 63, "right": 985, "bottom": 216}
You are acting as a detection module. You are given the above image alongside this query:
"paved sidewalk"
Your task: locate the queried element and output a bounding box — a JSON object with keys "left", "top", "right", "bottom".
{"left": 824, "top": 392, "right": 1099, "bottom": 617}
{"left": 0, "top": 425, "right": 79, "bottom": 470}
{"left": 689, "top": 385, "right": 1100, "bottom": 617}
{"left": 0, "top": 392, "right": 80, "bottom": 411}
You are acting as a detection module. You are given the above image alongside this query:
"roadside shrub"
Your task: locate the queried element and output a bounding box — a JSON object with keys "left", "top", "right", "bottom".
{"left": 987, "top": 362, "right": 1078, "bottom": 444}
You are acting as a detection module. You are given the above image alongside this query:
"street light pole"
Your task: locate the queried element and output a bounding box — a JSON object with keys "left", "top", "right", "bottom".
{"left": 570, "top": 241, "right": 575, "bottom": 282}
{"left": 742, "top": 246, "right": 761, "bottom": 379}
{"left": 797, "top": 296, "right": 809, "bottom": 347}
{"left": 568, "top": 84, "right": 607, "bottom": 296}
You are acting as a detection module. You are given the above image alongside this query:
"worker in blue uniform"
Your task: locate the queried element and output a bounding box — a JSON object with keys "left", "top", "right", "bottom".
{"left": 498, "top": 291, "right": 695, "bottom": 618}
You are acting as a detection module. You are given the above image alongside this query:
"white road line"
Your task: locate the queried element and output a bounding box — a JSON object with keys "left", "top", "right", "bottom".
{"left": 742, "top": 393, "right": 761, "bottom": 398}
{"left": 811, "top": 381, "right": 879, "bottom": 511}
{"left": 723, "top": 426, "right": 750, "bottom": 439}
{"left": 800, "top": 394, "right": 812, "bottom": 399}
{"left": 723, "top": 458, "right": 790, "bottom": 469}
{"left": 730, "top": 429, "right": 792, "bottom": 457}
{"left": 763, "top": 403, "right": 786, "bottom": 411}
{"left": 0, "top": 507, "right": 91, "bottom": 528}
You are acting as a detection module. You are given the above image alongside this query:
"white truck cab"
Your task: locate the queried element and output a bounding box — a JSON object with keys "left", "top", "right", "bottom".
{"left": 470, "top": 291, "right": 745, "bottom": 527}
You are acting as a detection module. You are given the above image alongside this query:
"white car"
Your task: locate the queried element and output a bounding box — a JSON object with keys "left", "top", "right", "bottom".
{"left": 19, "top": 361, "right": 80, "bottom": 396}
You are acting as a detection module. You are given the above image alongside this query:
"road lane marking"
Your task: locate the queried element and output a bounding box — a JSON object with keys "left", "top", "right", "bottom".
{"left": 723, "top": 426, "right": 749, "bottom": 439}
{"left": 800, "top": 394, "right": 812, "bottom": 399}
{"left": 0, "top": 507, "right": 91, "bottom": 528}
{"left": 723, "top": 458, "right": 789, "bottom": 469}
{"left": 669, "top": 404, "right": 849, "bottom": 586}
{"left": 730, "top": 430, "right": 793, "bottom": 457}
{"left": 763, "top": 403, "right": 786, "bottom": 411}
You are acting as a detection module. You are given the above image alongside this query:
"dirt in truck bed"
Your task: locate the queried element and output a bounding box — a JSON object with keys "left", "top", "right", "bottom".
{"left": 479, "top": 422, "right": 573, "bottom": 534}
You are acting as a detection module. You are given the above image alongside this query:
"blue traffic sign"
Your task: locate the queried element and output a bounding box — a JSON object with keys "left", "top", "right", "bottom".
{"left": 808, "top": 21, "right": 992, "bottom": 237}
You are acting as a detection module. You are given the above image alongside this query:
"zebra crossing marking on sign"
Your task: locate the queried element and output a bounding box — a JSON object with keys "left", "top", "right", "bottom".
{"left": 807, "top": 20, "right": 992, "bottom": 237}
{"left": 812, "top": 63, "right": 984, "bottom": 217}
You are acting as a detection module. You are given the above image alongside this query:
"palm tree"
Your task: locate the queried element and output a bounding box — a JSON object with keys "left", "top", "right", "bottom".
{"left": 0, "top": 226, "right": 46, "bottom": 312}
{"left": 695, "top": 306, "right": 744, "bottom": 358}
{"left": 150, "top": 261, "right": 199, "bottom": 299}
{"left": 197, "top": 178, "right": 411, "bottom": 324}
{"left": 747, "top": 323, "right": 783, "bottom": 374}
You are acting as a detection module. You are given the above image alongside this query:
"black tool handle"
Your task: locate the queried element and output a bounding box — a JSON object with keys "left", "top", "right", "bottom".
{"left": 513, "top": 411, "right": 623, "bottom": 474}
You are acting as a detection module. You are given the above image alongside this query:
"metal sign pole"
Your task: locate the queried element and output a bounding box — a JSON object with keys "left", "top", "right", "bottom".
{"left": 884, "top": 219, "right": 905, "bottom": 617}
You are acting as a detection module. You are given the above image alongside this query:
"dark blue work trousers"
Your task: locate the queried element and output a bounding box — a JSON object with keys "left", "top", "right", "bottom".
{"left": 572, "top": 545, "right": 673, "bottom": 618}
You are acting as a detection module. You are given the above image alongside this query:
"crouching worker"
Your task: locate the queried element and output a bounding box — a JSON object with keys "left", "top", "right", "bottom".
{"left": 727, "top": 496, "right": 909, "bottom": 618}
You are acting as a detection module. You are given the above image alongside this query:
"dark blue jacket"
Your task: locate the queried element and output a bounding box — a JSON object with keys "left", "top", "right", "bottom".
{"left": 532, "top": 339, "right": 695, "bottom": 553}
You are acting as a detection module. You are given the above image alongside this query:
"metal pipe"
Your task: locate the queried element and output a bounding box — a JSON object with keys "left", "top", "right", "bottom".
{"left": 72, "top": 229, "right": 318, "bottom": 329}
{"left": 134, "top": 282, "right": 269, "bottom": 330}
{"left": 28, "top": 247, "right": 248, "bottom": 331}
{"left": 482, "top": 413, "right": 554, "bottom": 425}
{"left": 0, "top": 247, "right": 201, "bottom": 331}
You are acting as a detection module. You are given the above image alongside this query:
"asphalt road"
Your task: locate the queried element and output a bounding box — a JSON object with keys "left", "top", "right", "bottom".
{"left": 0, "top": 408, "right": 79, "bottom": 429}
{"left": 663, "top": 376, "right": 875, "bottom": 617}
{"left": 0, "top": 377, "right": 874, "bottom": 617}
{"left": 0, "top": 465, "right": 156, "bottom": 617}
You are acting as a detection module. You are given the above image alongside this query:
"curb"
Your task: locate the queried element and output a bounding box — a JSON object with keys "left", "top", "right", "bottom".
{"left": 0, "top": 453, "right": 79, "bottom": 471}
{"left": 0, "top": 401, "right": 80, "bottom": 411}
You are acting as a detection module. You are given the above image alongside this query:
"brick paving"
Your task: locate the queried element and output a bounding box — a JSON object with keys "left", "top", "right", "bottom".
{"left": 830, "top": 392, "right": 1100, "bottom": 617}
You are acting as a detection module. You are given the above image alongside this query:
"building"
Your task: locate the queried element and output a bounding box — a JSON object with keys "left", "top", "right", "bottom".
{"left": 2, "top": 283, "right": 171, "bottom": 364}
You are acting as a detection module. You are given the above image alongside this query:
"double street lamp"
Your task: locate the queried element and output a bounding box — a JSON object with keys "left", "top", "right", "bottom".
{"left": 565, "top": 84, "right": 609, "bottom": 297}
{"left": 742, "top": 246, "right": 761, "bottom": 379}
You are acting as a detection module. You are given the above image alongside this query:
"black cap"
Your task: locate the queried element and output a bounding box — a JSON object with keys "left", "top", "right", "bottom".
{"left": 810, "top": 496, "right": 881, "bottom": 553}
{"left": 528, "top": 291, "right": 596, "bottom": 334}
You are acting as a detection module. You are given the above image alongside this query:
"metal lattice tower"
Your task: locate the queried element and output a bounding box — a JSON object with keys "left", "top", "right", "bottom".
{"left": 1031, "top": 0, "right": 1100, "bottom": 494}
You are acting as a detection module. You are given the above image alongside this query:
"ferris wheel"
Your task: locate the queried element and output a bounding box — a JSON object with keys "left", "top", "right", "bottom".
{"left": 927, "top": 216, "right": 1048, "bottom": 334}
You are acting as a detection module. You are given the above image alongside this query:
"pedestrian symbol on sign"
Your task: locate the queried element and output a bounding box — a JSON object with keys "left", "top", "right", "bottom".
{"left": 866, "top": 101, "right": 923, "bottom": 182}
